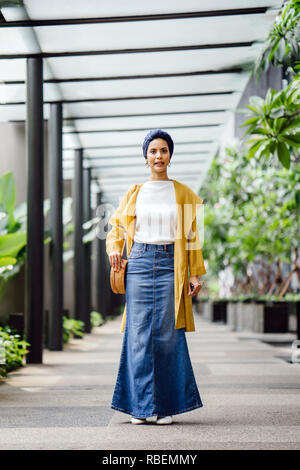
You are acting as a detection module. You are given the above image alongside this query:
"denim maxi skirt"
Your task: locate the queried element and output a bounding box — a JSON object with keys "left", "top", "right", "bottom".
{"left": 111, "top": 241, "right": 203, "bottom": 418}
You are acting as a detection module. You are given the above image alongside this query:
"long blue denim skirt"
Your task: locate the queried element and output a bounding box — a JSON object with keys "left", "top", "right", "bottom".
{"left": 111, "top": 241, "right": 203, "bottom": 418}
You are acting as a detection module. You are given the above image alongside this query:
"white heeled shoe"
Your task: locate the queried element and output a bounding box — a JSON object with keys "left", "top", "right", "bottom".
{"left": 156, "top": 416, "right": 173, "bottom": 425}
{"left": 131, "top": 417, "right": 147, "bottom": 424}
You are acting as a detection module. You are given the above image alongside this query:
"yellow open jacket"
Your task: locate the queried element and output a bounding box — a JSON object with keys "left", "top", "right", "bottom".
{"left": 106, "top": 178, "right": 206, "bottom": 333}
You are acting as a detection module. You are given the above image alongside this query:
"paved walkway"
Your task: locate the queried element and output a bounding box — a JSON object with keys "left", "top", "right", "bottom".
{"left": 0, "top": 312, "right": 299, "bottom": 450}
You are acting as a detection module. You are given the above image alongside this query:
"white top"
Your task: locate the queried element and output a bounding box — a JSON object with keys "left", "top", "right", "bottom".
{"left": 134, "top": 180, "right": 177, "bottom": 244}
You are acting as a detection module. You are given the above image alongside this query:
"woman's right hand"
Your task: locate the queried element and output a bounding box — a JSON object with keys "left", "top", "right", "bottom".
{"left": 109, "top": 252, "right": 122, "bottom": 272}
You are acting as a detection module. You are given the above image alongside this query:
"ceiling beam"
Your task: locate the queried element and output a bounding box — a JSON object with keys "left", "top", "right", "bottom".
{"left": 1, "top": 90, "right": 234, "bottom": 106}
{"left": 93, "top": 179, "right": 201, "bottom": 187}
{"left": 95, "top": 181, "right": 201, "bottom": 191}
{"left": 0, "top": 41, "right": 254, "bottom": 59}
{"left": 63, "top": 123, "right": 222, "bottom": 134}
{"left": 10, "top": 110, "right": 228, "bottom": 122}
{"left": 63, "top": 151, "right": 210, "bottom": 160}
{"left": 98, "top": 174, "right": 203, "bottom": 182}
{"left": 93, "top": 172, "right": 205, "bottom": 179}
{"left": 64, "top": 159, "right": 207, "bottom": 169}
{"left": 63, "top": 140, "right": 215, "bottom": 150}
{"left": 4, "top": 67, "right": 243, "bottom": 84}
{"left": 0, "top": 8, "right": 268, "bottom": 27}
{"left": 64, "top": 109, "right": 228, "bottom": 120}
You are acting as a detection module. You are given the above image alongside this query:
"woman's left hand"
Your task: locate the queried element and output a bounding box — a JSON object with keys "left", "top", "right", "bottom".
{"left": 188, "top": 276, "right": 202, "bottom": 297}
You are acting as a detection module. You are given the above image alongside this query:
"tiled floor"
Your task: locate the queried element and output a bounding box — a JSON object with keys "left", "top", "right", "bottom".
{"left": 0, "top": 313, "right": 299, "bottom": 450}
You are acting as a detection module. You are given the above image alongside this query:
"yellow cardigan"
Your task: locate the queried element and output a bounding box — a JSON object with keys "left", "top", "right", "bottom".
{"left": 106, "top": 178, "right": 206, "bottom": 332}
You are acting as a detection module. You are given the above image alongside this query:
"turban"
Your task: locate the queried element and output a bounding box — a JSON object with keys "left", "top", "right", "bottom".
{"left": 142, "top": 129, "right": 174, "bottom": 159}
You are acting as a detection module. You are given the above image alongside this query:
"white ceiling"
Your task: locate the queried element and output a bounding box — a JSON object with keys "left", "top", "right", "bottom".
{"left": 22, "top": 0, "right": 282, "bottom": 18}
{"left": 0, "top": 0, "right": 282, "bottom": 203}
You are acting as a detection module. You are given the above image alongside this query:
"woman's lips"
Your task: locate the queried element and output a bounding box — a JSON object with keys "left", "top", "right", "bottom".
{"left": 155, "top": 163, "right": 164, "bottom": 166}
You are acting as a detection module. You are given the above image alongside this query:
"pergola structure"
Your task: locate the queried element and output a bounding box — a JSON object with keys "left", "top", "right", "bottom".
{"left": 0, "top": 0, "right": 282, "bottom": 362}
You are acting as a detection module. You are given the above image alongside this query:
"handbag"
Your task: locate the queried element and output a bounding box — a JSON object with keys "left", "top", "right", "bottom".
{"left": 109, "top": 243, "right": 128, "bottom": 294}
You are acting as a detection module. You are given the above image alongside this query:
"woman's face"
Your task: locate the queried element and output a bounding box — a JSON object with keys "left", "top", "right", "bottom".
{"left": 146, "top": 138, "right": 170, "bottom": 173}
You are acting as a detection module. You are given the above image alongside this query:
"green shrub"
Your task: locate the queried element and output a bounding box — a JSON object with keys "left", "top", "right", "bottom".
{"left": 258, "top": 293, "right": 300, "bottom": 302}
{"left": 0, "top": 326, "right": 30, "bottom": 377}
{"left": 90, "top": 311, "right": 105, "bottom": 328}
{"left": 62, "top": 316, "right": 84, "bottom": 344}
{"left": 284, "top": 293, "right": 300, "bottom": 302}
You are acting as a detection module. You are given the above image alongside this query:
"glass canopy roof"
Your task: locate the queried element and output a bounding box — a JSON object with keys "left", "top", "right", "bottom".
{"left": 22, "top": 0, "right": 282, "bottom": 19}
{"left": 0, "top": 0, "right": 282, "bottom": 203}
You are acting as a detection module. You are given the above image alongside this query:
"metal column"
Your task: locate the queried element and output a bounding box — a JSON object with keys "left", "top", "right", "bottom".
{"left": 96, "top": 190, "right": 112, "bottom": 320}
{"left": 74, "top": 148, "right": 85, "bottom": 326}
{"left": 96, "top": 191, "right": 106, "bottom": 319}
{"left": 48, "top": 102, "right": 63, "bottom": 350}
{"left": 83, "top": 167, "right": 92, "bottom": 333}
{"left": 25, "top": 57, "right": 44, "bottom": 364}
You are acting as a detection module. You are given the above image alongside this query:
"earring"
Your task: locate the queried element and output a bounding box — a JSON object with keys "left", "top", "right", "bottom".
{"left": 145, "top": 160, "right": 149, "bottom": 167}
{"left": 168, "top": 161, "right": 171, "bottom": 167}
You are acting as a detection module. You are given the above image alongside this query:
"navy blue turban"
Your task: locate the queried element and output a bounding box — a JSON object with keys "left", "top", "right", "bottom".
{"left": 142, "top": 129, "right": 174, "bottom": 159}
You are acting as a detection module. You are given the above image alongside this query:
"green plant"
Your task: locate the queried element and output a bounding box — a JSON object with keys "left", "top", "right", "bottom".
{"left": 50, "top": 196, "right": 101, "bottom": 265}
{"left": 62, "top": 316, "right": 84, "bottom": 344}
{"left": 0, "top": 325, "right": 30, "bottom": 377}
{"left": 90, "top": 311, "right": 105, "bottom": 328}
{"left": 201, "top": 143, "right": 300, "bottom": 295}
{"left": 253, "top": 0, "right": 300, "bottom": 79}
{"left": 283, "top": 292, "right": 300, "bottom": 301}
{"left": 0, "top": 172, "right": 27, "bottom": 304}
{"left": 230, "top": 293, "right": 261, "bottom": 302}
{"left": 239, "top": 80, "right": 300, "bottom": 169}
{"left": 201, "top": 144, "right": 259, "bottom": 278}
{"left": 238, "top": 0, "right": 300, "bottom": 170}
{"left": 0, "top": 1, "right": 23, "bottom": 7}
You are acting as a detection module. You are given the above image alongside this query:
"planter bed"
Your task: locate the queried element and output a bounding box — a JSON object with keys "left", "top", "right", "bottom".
{"left": 195, "top": 299, "right": 209, "bottom": 315}
{"left": 8, "top": 312, "right": 24, "bottom": 337}
{"left": 202, "top": 300, "right": 227, "bottom": 323}
{"left": 227, "top": 301, "right": 240, "bottom": 330}
{"left": 236, "top": 301, "right": 289, "bottom": 333}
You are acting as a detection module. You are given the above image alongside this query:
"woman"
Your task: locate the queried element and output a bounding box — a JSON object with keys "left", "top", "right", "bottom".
{"left": 106, "top": 129, "right": 206, "bottom": 425}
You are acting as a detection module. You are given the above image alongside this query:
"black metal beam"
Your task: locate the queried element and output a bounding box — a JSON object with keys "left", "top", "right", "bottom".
{"left": 64, "top": 109, "right": 227, "bottom": 120}
{"left": 65, "top": 159, "right": 207, "bottom": 170}
{"left": 25, "top": 57, "right": 44, "bottom": 364}
{"left": 64, "top": 140, "right": 215, "bottom": 150}
{"left": 50, "top": 67, "right": 245, "bottom": 82}
{"left": 4, "top": 67, "right": 243, "bottom": 84}
{"left": 94, "top": 171, "right": 207, "bottom": 179}
{"left": 2, "top": 90, "right": 234, "bottom": 106}
{"left": 63, "top": 151, "right": 210, "bottom": 161}
{"left": 63, "top": 123, "right": 222, "bottom": 134}
{"left": 103, "top": 186, "right": 200, "bottom": 195}
{"left": 73, "top": 148, "right": 85, "bottom": 328}
{"left": 83, "top": 167, "right": 92, "bottom": 334}
{"left": 0, "top": 41, "right": 254, "bottom": 59}
{"left": 0, "top": 10, "right": 5, "bottom": 23}
{"left": 48, "top": 102, "right": 64, "bottom": 351}
{"left": 98, "top": 178, "right": 204, "bottom": 187}
{"left": 0, "top": 8, "right": 268, "bottom": 27}
{"left": 10, "top": 110, "right": 228, "bottom": 122}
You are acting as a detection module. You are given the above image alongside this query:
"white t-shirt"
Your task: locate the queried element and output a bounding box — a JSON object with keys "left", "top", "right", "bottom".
{"left": 133, "top": 180, "right": 177, "bottom": 244}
